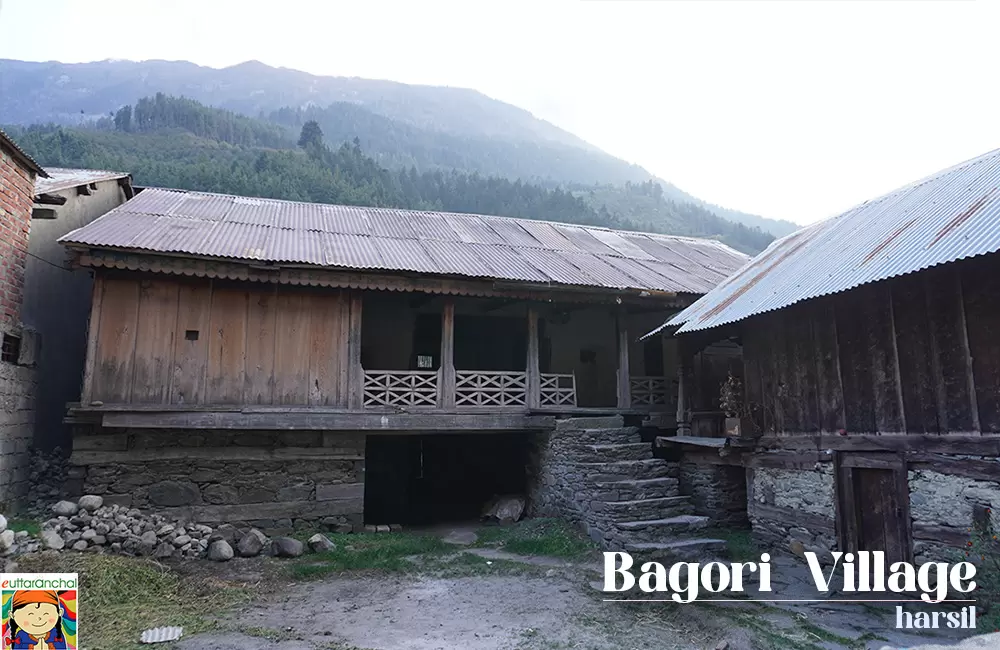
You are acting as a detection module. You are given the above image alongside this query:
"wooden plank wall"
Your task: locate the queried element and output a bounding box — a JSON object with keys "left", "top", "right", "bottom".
{"left": 742, "top": 256, "right": 1000, "bottom": 435}
{"left": 86, "top": 274, "right": 350, "bottom": 407}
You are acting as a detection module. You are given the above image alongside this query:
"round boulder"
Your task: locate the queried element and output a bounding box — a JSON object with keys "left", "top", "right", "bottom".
{"left": 77, "top": 495, "right": 104, "bottom": 511}
{"left": 207, "top": 540, "right": 234, "bottom": 562}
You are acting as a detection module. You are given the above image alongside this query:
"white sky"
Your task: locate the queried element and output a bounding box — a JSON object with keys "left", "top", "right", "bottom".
{"left": 2, "top": 0, "right": 997, "bottom": 225}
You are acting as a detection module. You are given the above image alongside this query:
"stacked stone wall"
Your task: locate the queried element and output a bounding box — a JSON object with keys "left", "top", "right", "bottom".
{"left": 678, "top": 461, "right": 749, "bottom": 527}
{"left": 67, "top": 429, "right": 366, "bottom": 533}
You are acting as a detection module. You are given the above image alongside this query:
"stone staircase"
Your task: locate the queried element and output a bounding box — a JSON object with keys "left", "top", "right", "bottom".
{"left": 532, "top": 415, "right": 726, "bottom": 561}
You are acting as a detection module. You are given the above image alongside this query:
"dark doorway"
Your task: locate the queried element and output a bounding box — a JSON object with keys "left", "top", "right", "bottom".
{"left": 364, "top": 432, "right": 533, "bottom": 526}
{"left": 410, "top": 313, "right": 442, "bottom": 370}
{"left": 836, "top": 454, "right": 912, "bottom": 563}
{"left": 454, "top": 314, "right": 526, "bottom": 371}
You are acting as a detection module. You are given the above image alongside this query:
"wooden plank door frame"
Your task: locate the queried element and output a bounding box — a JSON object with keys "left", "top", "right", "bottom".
{"left": 833, "top": 450, "right": 914, "bottom": 563}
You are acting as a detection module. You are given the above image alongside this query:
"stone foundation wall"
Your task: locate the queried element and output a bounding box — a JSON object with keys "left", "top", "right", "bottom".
{"left": 0, "top": 362, "right": 36, "bottom": 510}
{"left": 748, "top": 464, "right": 837, "bottom": 562}
{"left": 909, "top": 466, "right": 1000, "bottom": 563}
{"left": 678, "top": 460, "right": 749, "bottom": 527}
{"left": 67, "top": 429, "right": 365, "bottom": 533}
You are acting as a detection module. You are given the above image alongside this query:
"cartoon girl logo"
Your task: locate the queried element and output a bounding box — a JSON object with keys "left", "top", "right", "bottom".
{"left": 1, "top": 590, "right": 77, "bottom": 650}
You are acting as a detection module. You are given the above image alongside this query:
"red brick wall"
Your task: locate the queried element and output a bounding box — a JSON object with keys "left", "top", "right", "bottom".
{"left": 0, "top": 144, "right": 36, "bottom": 329}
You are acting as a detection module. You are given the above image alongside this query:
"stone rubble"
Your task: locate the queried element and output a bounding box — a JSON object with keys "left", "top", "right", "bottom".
{"left": 0, "top": 494, "right": 380, "bottom": 562}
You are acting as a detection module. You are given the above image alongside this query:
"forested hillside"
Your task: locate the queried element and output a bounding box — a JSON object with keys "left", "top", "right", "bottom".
{"left": 8, "top": 95, "right": 773, "bottom": 253}
{"left": 0, "top": 58, "right": 795, "bottom": 236}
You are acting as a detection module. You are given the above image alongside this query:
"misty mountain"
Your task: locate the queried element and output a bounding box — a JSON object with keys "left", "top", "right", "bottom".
{"left": 0, "top": 57, "right": 797, "bottom": 237}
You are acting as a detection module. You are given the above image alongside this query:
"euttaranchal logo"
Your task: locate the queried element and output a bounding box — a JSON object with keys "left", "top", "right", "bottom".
{"left": 1, "top": 573, "right": 78, "bottom": 649}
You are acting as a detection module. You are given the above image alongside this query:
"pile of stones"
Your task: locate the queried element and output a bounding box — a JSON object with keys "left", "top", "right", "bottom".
{"left": 24, "top": 447, "right": 70, "bottom": 516}
{"left": 28, "top": 495, "right": 337, "bottom": 563}
{"left": 0, "top": 515, "right": 40, "bottom": 556}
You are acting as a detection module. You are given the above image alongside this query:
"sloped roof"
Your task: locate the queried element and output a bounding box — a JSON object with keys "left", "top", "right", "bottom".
{"left": 58, "top": 187, "right": 748, "bottom": 295}
{"left": 35, "top": 168, "right": 130, "bottom": 195}
{"left": 0, "top": 128, "right": 47, "bottom": 178}
{"left": 663, "top": 147, "right": 1000, "bottom": 335}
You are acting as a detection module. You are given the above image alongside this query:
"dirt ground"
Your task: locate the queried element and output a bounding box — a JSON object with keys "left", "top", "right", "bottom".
{"left": 173, "top": 531, "right": 991, "bottom": 650}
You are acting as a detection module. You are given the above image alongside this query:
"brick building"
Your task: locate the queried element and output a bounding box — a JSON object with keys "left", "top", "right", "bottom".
{"left": 0, "top": 129, "right": 47, "bottom": 511}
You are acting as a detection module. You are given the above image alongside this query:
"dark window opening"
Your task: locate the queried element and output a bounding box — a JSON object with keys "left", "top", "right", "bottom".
{"left": 1, "top": 334, "right": 21, "bottom": 364}
{"left": 185, "top": 330, "right": 200, "bottom": 341}
{"left": 454, "top": 314, "right": 526, "bottom": 371}
{"left": 364, "top": 432, "right": 533, "bottom": 526}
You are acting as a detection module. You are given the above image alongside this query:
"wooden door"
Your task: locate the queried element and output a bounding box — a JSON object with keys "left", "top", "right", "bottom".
{"left": 836, "top": 453, "right": 913, "bottom": 563}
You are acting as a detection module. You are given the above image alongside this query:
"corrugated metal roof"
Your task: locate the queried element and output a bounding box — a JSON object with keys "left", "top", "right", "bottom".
{"left": 34, "top": 168, "right": 128, "bottom": 195}
{"left": 58, "top": 187, "right": 748, "bottom": 294}
{"left": 663, "top": 147, "right": 1000, "bottom": 335}
{"left": 0, "top": 128, "right": 47, "bottom": 178}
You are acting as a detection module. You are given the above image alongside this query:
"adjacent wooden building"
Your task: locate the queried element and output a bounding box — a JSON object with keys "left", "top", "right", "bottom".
{"left": 59, "top": 187, "right": 746, "bottom": 529}
{"left": 661, "top": 148, "right": 1000, "bottom": 563}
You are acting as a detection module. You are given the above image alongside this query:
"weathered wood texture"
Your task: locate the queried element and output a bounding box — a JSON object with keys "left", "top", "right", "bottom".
{"left": 85, "top": 274, "right": 351, "bottom": 407}
{"left": 741, "top": 258, "right": 1000, "bottom": 435}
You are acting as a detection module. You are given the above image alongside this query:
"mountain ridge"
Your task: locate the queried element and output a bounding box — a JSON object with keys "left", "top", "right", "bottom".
{"left": 0, "top": 57, "right": 797, "bottom": 237}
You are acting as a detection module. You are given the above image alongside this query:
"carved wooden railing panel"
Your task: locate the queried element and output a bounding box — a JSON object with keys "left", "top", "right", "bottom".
{"left": 630, "top": 376, "right": 669, "bottom": 406}
{"left": 540, "top": 373, "right": 577, "bottom": 407}
{"left": 363, "top": 370, "right": 439, "bottom": 407}
{"left": 455, "top": 371, "right": 527, "bottom": 407}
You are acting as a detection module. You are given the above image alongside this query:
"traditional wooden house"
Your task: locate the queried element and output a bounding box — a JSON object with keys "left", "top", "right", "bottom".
{"left": 657, "top": 148, "right": 1000, "bottom": 563}
{"left": 58, "top": 187, "right": 747, "bottom": 530}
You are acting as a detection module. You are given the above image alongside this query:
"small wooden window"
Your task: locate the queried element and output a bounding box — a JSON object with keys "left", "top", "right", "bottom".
{"left": 1, "top": 334, "right": 21, "bottom": 363}
{"left": 185, "top": 330, "right": 200, "bottom": 341}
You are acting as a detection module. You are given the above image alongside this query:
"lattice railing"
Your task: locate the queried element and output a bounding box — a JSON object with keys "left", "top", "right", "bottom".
{"left": 363, "top": 370, "right": 439, "bottom": 407}
{"left": 630, "top": 376, "right": 669, "bottom": 406}
{"left": 455, "top": 371, "right": 527, "bottom": 407}
{"left": 540, "top": 372, "right": 577, "bottom": 407}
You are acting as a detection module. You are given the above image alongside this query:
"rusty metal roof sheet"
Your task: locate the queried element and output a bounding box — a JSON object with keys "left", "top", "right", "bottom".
{"left": 59, "top": 187, "right": 748, "bottom": 294}
{"left": 34, "top": 168, "right": 128, "bottom": 195}
{"left": 663, "top": 147, "right": 1000, "bottom": 334}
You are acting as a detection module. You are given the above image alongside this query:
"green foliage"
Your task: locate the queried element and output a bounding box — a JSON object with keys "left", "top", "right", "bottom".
{"left": 288, "top": 532, "right": 451, "bottom": 578}
{"left": 968, "top": 518, "right": 1000, "bottom": 631}
{"left": 297, "top": 120, "right": 324, "bottom": 149}
{"left": 8, "top": 96, "right": 774, "bottom": 253}
{"left": 474, "top": 518, "right": 596, "bottom": 559}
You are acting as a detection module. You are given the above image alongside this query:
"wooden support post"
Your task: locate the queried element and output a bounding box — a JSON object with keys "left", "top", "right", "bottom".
{"left": 616, "top": 307, "right": 631, "bottom": 409}
{"left": 347, "top": 293, "right": 364, "bottom": 410}
{"left": 80, "top": 275, "right": 105, "bottom": 405}
{"left": 440, "top": 299, "right": 456, "bottom": 409}
{"left": 676, "top": 352, "right": 691, "bottom": 435}
{"left": 526, "top": 306, "right": 540, "bottom": 409}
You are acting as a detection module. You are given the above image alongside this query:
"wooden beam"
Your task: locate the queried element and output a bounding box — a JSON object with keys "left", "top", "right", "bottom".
{"left": 526, "top": 306, "right": 540, "bottom": 409}
{"left": 750, "top": 503, "right": 836, "bottom": 534}
{"left": 100, "top": 410, "right": 556, "bottom": 431}
{"left": 80, "top": 275, "right": 105, "bottom": 405}
{"left": 347, "top": 293, "right": 363, "bottom": 409}
{"left": 955, "top": 271, "right": 981, "bottom": 432}
{"left": 70, "top": 446, "right": 365, "bottom": 465}
{"left": 35, "top": 193, "right": 67, "bottom": 205}
{"left": 616, "top": 307, "right": 631, "bottom": 409}
{"left": 756, "top": 433, "right": 1000, "bottom": 456}
{"left": 440, "top": 299, "right": 456, "bottom": 409}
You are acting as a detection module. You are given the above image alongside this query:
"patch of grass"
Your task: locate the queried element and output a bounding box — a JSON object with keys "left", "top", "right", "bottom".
{"left": 704, "top": 526, "right": 759, "bottom": 562}
{"left": 17, "top": 554, "right": 253, "bottom": 650}
{"left": 475, "top": 518, "right": 596, "bottom": 559}
{"left": 7, "top": 517, "right": 40, "bottom": 536}
{"left": 288, "top": 532, "right": 451, "bottom": 579}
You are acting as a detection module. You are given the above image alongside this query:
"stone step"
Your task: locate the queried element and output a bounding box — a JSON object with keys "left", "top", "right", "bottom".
{"left": 578, "top": 459, "right": 678, "bottom": 482}
{"left": 555, "top": 415, "right": 624, "bottom": 431}
{"left": 552, "top": 427, "right": 642, "bottom": 446}
{"left": 625, "top": 539, "right": 729, "bottom": 562}
{"left": 592, "top": 496, "right": 694, "bottom": 522}
{"left": 592, "top": 477, "right": 681, "bottom": 501}
{"left": 574, "top": 442, "right": 653, "bottom": 463}
{"left": 614, "top": 515, "right": 711, "bottom": 543}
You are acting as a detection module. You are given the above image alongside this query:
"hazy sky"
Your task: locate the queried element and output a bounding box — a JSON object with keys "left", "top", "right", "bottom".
{"left": 2, "top": 0, "right": 998, "bottom": 225}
